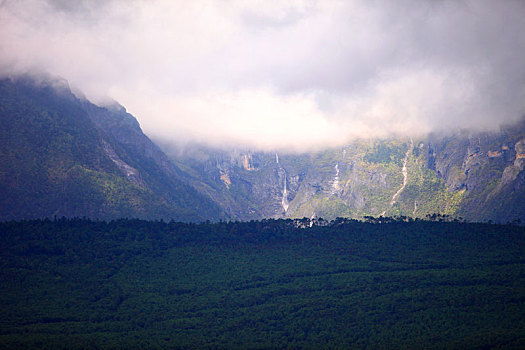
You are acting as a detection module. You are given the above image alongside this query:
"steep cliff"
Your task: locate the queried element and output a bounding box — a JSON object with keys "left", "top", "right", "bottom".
{"left": 163, "top": 120, "right": 525, "bottom": 223}
{"left": 164, "top": 139, "right": 447, "bottom": 221}
{"left": 424, "top": 120, "right": 525, "bottom": 223}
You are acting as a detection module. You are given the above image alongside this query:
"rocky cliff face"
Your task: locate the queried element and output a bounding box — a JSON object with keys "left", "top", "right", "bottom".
{"left": 164, "top": 119, "right": 525, "bottom": 223}
{"left": 424, "top": 120, "right": 525, "bottom": 223}
{"left": 164, "top": 139, "right": 437, "bottom": 221}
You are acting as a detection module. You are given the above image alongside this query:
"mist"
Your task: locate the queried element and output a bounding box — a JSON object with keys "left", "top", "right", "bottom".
{"left": 1, "top": 0, "right": 525, "bottom": 151}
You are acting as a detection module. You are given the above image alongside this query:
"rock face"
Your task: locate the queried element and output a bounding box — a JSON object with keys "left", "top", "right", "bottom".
{"left": 0, "top": 77, "right": 225, "bottom": 221}
{"left": 164, "top": 121, "right": 525, "bottom": 223}
{"left": 424, "top": 121, "right": 525, "bottom": 223}
{"left": 164, "top": 139, "right": 444, "bottom": 221}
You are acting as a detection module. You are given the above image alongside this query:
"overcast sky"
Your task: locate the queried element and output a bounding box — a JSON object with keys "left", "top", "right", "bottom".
{"left": 1, "top": 0, "right": 525, "bottom": 151}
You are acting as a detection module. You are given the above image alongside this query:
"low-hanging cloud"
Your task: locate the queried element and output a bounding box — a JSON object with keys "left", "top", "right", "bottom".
{"left": 1, "top": 0, "right": 525, "bottom": 151}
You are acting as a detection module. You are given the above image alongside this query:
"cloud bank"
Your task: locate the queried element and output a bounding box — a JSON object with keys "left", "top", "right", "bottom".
{"left": 1, "top": 0, "right": 525, "bottom": 151}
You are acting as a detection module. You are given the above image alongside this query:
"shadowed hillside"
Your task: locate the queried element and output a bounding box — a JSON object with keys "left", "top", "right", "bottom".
{"left": 0, "top": 77, "right": 225, "bottom": 221}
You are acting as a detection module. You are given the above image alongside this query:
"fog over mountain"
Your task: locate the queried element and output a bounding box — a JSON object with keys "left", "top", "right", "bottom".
{"left": 1, "top": 0, "right": 525, "bottom": 151}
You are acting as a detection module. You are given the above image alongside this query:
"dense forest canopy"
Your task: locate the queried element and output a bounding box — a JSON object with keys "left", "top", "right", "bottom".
{"left": 1, "top": 218, "right": 524, "bottom": 348}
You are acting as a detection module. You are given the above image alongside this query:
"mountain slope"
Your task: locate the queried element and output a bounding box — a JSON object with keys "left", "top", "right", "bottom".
{"left": 162, "top": 121, "right": 525, "bottom": 223}
{"left": 162, "top": 140, "right": 451, "bottom": 221}
{"left": 1, "top": 75, "right": 523, "bottom": 223}
{"left": 426, "top": 121, "right": 525, "bottom": 223}
{"left": 0, "top": 77, "right": 225, "bottom": 221}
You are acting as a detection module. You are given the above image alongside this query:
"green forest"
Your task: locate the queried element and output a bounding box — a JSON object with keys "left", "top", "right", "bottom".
{"left": 0, "top": 218, "right": 524, "bottom": 349}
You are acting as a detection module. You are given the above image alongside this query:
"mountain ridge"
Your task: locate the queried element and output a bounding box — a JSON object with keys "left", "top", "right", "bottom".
{"left": 1, "top": 76, "right": 524, "bottom": 223}
{"left": 0, "top": 76, "right": 225, "bottom": 221}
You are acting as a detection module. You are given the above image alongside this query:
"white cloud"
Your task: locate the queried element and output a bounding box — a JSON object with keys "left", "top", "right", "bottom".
{"left": 1, "top": 0, "right": 525, "bottom": 151}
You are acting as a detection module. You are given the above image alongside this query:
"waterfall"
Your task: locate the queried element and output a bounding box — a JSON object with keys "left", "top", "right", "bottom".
{"left": 330, "top": 163, "right": 340, "bottom": 196}
{"left": 276, "top": 152, "right": 289, "bottom": 213}
{"left": 380, "top": 138, "right": 413, "bottom": 216}
{"left": 281, "top": 171, "right": 289, "bottom": 213}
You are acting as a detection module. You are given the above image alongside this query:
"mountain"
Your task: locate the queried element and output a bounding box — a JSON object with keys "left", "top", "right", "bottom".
{"left": 427, "top": 122, "right": 525, "bottom": 222}
{"left": 1, "top": 76, "right": 523, "bottom": 223}
{"left": 0, "top": 77, "right": 225, "bottom": 221}
{"left": 162, "top": 122, "right": 525, "bottom": 223}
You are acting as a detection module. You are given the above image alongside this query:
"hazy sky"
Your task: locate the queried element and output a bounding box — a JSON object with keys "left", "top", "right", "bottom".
{"left": 1, "top": 0, "right": 525, "bottom": 151}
